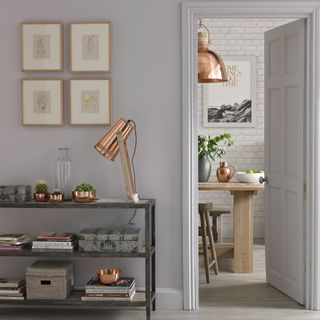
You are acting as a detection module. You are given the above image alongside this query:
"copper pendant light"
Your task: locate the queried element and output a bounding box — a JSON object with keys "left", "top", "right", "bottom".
{"left": 198, "top": 19, "right": 228, "bottom": 83}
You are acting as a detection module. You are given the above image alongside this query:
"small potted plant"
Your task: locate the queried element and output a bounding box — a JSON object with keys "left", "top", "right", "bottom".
{"left": 49, "top": 189, "right": 64, "bottom": 203}
{"left": 198, "top": 134, "right": 233, "bottom": 182}
{"left": 73, "top": 183, "right": 96, "bottom": 203}
{"left": 34, "top": 180, "right": 49, "bottom": 202}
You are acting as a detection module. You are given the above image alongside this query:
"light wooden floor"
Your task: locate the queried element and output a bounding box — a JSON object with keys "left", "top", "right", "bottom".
{"left": 0, "top": 245, "right": 319, "bottom": 319}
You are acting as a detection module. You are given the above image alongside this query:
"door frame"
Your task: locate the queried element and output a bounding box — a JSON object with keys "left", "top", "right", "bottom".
{"left": 182, "top": 1, "right": 320, "bottom": 311}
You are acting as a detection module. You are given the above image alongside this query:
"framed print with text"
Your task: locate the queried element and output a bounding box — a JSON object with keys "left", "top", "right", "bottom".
{"left": 203, "top": 56, "right": 256, "bottom": 127}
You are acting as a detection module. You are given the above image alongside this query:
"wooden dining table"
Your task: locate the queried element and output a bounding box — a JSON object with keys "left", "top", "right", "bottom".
{"left": 199, "top": 182, "right": 264, "bottom": 273}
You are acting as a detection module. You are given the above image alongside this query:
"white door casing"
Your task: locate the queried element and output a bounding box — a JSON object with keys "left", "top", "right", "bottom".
{"left": 182, "top": 1, "right": 320, "bottom": 311}
{"left": 265, "top": 19, "right": 305, "bottom": 304}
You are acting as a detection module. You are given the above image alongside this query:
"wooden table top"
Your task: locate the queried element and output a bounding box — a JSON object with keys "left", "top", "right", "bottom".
{"left": 199, "top": 182, "right": 265, "bottom": 191}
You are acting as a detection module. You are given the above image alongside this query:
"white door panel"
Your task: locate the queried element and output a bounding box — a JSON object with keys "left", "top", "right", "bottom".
{"left": 265, "top": 19, "right": 305, "bottom": 304}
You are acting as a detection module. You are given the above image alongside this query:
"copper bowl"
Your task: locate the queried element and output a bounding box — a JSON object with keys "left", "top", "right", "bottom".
{"left": 73, "top": 190, "right": 96, "bottom": 203}
{"left": 34, "top": 193, "right": 49, "bottom": 202}
{"left": 97, "top": 269, "right": 121, "bottom": 285}
{"left": 49, "top": 193, "right": 64, "bottom": 203}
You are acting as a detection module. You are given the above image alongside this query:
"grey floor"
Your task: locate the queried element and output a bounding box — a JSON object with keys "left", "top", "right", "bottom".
{"left": 0, "top": 245, "right": 319, "bottom": 319}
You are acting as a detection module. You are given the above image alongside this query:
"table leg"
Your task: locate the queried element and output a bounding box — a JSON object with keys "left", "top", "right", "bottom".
{"left": 233, "top": 191, "right": 253, "bottom": 273}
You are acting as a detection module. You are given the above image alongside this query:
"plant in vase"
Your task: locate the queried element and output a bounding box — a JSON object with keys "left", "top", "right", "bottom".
{"left": 49, "top": 189, "right": 64, "bottom": 203}
{"left": 198, "top": 134, "right": 233, "bottom": 182}
{"left": 73, "top": 183, "right": 96, "bottom": 203}
{"left": 34, "top": 180, "right": 49, "bottom": 202}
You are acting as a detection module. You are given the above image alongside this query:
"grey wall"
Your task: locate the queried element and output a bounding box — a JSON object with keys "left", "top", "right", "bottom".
{"left": 0, "top": 0, "right": 182, "bottom": 309}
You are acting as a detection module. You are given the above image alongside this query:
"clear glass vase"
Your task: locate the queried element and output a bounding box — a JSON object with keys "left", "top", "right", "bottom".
{"left": 55, "top": 148, "right": 71, "bottom": 200}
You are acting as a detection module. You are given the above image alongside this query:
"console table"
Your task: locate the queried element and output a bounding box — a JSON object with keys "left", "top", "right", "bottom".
{"left": 199, "top": 182, "right": 264, "bottom": 273}
{"left": 0, "top": 198, "right": 156, "bottom": 320}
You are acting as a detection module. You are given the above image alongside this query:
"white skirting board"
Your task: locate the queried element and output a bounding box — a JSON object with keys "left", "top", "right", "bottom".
{"left": 135, "top": 287, "right": 183, "bottom": 310}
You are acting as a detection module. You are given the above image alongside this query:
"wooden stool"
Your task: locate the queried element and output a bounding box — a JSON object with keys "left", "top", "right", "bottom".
{"left": 210, "top": 206, "right": 232, "bottom": 242}
{"left": 199, "top": 202, "right": 219, "bottom": 283}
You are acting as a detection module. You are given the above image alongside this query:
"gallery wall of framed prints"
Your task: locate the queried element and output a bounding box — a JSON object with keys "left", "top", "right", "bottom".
{"left": 20, "top": 21, "right": 112, "bottom": 126}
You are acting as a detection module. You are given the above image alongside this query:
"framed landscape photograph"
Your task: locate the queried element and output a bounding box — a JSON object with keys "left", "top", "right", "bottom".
{"left": 21, "top": 79, "right": 63, "bottom": 126}
{"left": 203, "top": 56, "right": 256, "bottom": 127}
{"left": 21, "top": 22, "right": 63, "bottom": 71}
{"left": 70, "top": 22, "right": 111, "bottom": 72}
{"left": 69, "top": 79, "right": 111, "bottom": 125}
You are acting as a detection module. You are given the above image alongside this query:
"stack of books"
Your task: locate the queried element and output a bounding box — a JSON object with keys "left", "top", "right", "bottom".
{"left": 0, "top": 278, "right": 25, "bottom": 300}
{"left": 32, "top": 232, "right": 77, "bottom": 252}
{"left": 81, "top": 277, "right": 136, "bottom": 301}
{"left": 0, "top": 234, "right": 32, "bottom": 252}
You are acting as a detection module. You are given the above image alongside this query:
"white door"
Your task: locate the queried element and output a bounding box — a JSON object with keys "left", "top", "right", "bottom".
{"left": 264, "top": 19, "right": 305, "bottom": 304}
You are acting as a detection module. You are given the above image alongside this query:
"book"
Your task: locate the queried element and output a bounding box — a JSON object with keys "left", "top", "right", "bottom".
{"left": 32, "top": 241, "right": 75, "bottom": 249}
{"left": 85, "top": 277, "right": 135, "bottom": 293}
{"left": 0, "top": 296, "right": 25, "bottom": 300}
{"left": 36, "top": 232, "right": 76, "bottom": 241}
{"left": 0, "top": 278, "right": 25, "bottom": 288}
{"left": 84, "top": 289, "right": 135, "bottom": 298}
{"left": 0, "top": 287, "right": 25, "bottom": 295}
{"left": 0, "top": 234, "right": 26, "bottom": 242}
{"left": 81, "top": 291, "right": 135, "bottom": 302}
{"left": 31, "top": 248, "right": 74, "bottom": 252}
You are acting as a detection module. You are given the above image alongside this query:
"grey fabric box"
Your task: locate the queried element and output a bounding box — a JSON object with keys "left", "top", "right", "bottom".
{"left": 0, "top": 185, "right": 32, "bottom": 202}
{"left": 26, "top": 261, "right": 73, "bottom": 300}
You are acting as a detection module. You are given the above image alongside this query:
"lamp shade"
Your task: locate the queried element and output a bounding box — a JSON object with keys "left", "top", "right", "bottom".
{"left": 198, "top": 32, "right": 228, "bottom": 83}
{"left": 95, "top": 118, "right": 134, "bottom": 161}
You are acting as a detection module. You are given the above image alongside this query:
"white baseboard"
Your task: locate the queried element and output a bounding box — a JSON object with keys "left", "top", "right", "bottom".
{"left": 136, "top": 287, "right": 183, "bottom": 310}
{"left": 156, "top": 288, "right": 183, "bottom": 310}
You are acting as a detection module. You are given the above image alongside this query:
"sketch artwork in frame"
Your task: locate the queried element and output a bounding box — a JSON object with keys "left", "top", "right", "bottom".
{"left": 21, "top": 23, "right": 63, "bottom": 71}
{"left": 203, "top": 56, "right": 256, "bottom": 127}
{"left": 70, "top": 22, "right": 111, "bottom": 72}
{"left": 69, "top": 79, "right": 111, "bottom": 125}
{"left": 21, "top": 79, "right": 63, "bottom": 126}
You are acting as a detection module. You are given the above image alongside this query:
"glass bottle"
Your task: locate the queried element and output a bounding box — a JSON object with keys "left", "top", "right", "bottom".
{"left": 55, "top": 148, "right": 71, "bottom": 200}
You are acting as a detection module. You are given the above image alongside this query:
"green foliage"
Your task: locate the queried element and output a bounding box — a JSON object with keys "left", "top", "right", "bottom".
{"left": 198, "top": 133, "right": 233, "bottom": 161}
{"left": 75, "top": 183, "right": 95, "bottom": 192}
{"left": 52, "top": 189, "right": 62, "bottom": 196}
{"left": 35, "top": 180, "right": 48, "bottom": 194}
{"left": 245, "top": 169, "right": 264, "bottom": 174}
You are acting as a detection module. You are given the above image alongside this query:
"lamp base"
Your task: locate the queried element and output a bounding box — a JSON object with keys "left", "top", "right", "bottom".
{"left": 131, "top": 193, "right": 139, "bottom": 202}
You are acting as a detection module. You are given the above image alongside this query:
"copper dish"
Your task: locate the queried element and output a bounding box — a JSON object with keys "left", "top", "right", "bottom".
{"left": 49, "top": 193, "right": 64, "bottom": 203}
{"left": 73, "top": 190, "right": 96, "bottom": 203}
{"left": 34, "top": 193, "right": 49, "bottom": 202}
{"left": 97, "top": 269, "right": 121, "bottom": 285}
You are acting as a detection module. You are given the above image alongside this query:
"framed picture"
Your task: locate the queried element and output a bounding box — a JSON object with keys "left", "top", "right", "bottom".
{"left": 70, "top": 22, "right": 111, "bottom": 72}
{"left": 21, "top": 22, "right": 63, "bottom": 71}
{"left": 21, "top": 79, "right": 63, "bottom": 126}
{"left": 69, "top": 79, "right": 111, "bottom": 125}
{"left": 203, "top": 56, "right": 256, "bottom": 127}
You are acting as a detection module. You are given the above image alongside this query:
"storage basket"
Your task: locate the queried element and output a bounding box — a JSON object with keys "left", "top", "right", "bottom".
{"left": 26, "top": 260, "right": 73, "bottom": 300}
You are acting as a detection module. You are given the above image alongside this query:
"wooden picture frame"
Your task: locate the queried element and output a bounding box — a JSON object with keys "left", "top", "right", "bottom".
{"left": 21, "top": 79, "right": 64, "bottom": 126}
{"left": 69, "top": 78, "right": 112, "bottom": 125}
{"left": 203, "top": 56, "right": 256, "bottom": 128}
{"left": 21, "top": 22, "right": 63, "bottom": 72}
{"left": 70, "top": 22, "right": 111, "bottom": 73}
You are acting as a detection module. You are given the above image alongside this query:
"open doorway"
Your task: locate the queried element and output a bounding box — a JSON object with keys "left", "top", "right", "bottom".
{"left": 196, "top": 16, "right": 308, "bottom": 311}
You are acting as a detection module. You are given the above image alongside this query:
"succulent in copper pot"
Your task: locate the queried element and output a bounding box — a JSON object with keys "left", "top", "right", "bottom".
{"left": 73, "top": 183, "right": 96, "bottom": 203}
{"left": 34, "top": 180, "right": 49, "bottom": 202}
{"left": 49, "top": 189, "right": 64, "bottom": 203}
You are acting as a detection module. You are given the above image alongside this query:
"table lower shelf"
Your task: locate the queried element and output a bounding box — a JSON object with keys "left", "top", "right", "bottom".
{"left": 0, "top": 290, "right": 156, "bottom": 308}
{"left": 0, "top": 247, "right": 155, "bottom": 258}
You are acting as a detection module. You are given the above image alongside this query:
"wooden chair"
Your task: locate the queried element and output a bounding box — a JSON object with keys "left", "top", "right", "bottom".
{"left": 209, "top": 206, "right": 232, "bottom": 242}
{"left": 198, "top": 202, "right": 219, "bottom": 283}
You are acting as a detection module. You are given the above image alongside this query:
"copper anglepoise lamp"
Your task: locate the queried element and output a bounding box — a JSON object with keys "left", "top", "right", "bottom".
{"left": 95, "top": 118, "right": 139, "bottom": 202}
{"left": 198, "top": 19, "right": 228, "bottom": 83}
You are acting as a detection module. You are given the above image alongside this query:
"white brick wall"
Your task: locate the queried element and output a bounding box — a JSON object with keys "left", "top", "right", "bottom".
{"left": 198, "top": 18, "right": 294, "bottom": 240}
